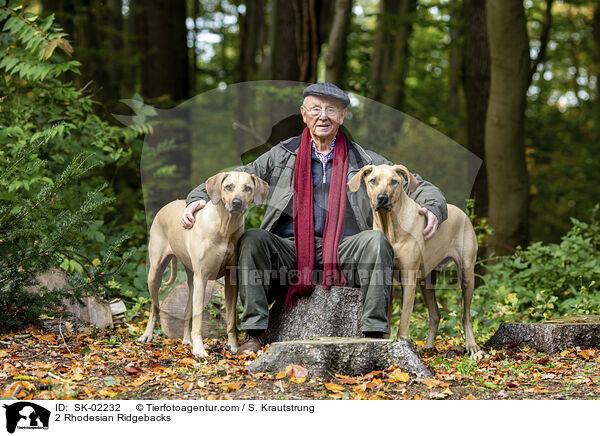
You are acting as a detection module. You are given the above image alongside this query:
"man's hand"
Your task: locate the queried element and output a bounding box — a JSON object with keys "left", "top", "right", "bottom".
{"left": 181, "top": 200, "right": 206, "bottom": 228}
{"left": 418, "top": 207, "right": 439, "bottom": 240}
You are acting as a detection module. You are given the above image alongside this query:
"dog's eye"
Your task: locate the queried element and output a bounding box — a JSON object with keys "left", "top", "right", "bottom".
{"left": 390, "top": 179, "right": 399, "bottom": 186}
{"left": 225, "top": 184, "right": 234, "bottom": 191}
{"left": 243, "top": 185, "right": 252, "bottom": 192}
{"left": 368, "top": 178, "right": 377, "bottom": 185}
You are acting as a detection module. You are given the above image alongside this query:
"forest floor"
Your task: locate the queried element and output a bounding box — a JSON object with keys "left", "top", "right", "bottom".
{"left": 1, "top": 317, "right": 599, "bottom": 401}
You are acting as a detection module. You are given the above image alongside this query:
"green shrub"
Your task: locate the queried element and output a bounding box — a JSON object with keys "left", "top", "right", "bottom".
{"left": 0, "top": 1, "right": 137, "bottom": 326}
{"left": 474, "top": 205, "right": 600, "bottom": 333}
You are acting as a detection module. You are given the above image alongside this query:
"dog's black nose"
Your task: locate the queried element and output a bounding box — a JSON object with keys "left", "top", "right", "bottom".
{"left": 376, "top": 193, "right": 388, "bottom": 203}
{"left": 375, "top": 193, "right": 392, "bottom": 211}
{"left": 231, "top": 198, "right": 243, "bottom": 208}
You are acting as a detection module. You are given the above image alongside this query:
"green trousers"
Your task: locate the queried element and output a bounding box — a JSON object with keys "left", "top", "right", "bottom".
{"left": 236, "top": 228, "right": 394, "bottom": 333}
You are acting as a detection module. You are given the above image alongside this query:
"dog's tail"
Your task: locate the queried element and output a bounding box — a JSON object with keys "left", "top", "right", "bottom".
{"left": 163, "top": 256, "right": 177, "bottom": 286}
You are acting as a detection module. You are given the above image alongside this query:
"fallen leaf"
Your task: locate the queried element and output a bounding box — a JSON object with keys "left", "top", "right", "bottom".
{"left": 578, "top": 349, "right": 595, "bottom": 360}
{"left": 103, "top": 376, "right": 120, "bottom": 387}
{"left": 324, "top": 382, "right": 345, "bottom": 392}
{"left": 275, "top": 370, "right": 287, "bottom": 380}
{"left": 98, "top": 389, "right": 118, "bottom": 398}
{"left": 462, "top": 394, "right": 478, "bottom": 400}
{"left": 423, "top": 378, "right": 442, "bottom": 389}
{"left": 3, "top": 362, "right": 18, "bottom": 376}
{"left": 245, "top": 381, "right": 258, "bottom": 388}
{"left": 285, "top": 364, "right": 309, "bottom": 378}
{"left": 388, "top": 369, "right": 410, "bottom": 383}
{"left": 179, "top": 358, "right": 196, "bottom": 366}
{"left": 209, "top": 378, "right": 225, "bottom": 384}
{"left": 0, "top": 350, "right": 7, "bottom": 358}
{"left": 337, "top": 377, "right": 358, "bottom": 384}
{"left": 225, "top": 382, "right": 243, "bottom": 391}
{"left": 289, "top": 377, "right": 306, "bottom": 384}
{"left": 328, "top": 393, "right": 343, "bottom": 399}
{"left": 525, "top": 385, "right": 550, "bottom": 394}
{"left": 124, "top": 363, "right": 143, "bottom": 376}
{"left": 353, "top": 383, "right": 368, "bottom": 394}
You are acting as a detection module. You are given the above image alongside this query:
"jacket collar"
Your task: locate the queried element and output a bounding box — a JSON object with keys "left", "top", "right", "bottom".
{"left": 280, "top": 132, "right": 372, "bottom": 170}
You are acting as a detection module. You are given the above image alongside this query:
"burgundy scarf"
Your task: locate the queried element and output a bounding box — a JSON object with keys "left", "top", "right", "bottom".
{"left": 285, "top": 127, "right": 348, "bottom": 309}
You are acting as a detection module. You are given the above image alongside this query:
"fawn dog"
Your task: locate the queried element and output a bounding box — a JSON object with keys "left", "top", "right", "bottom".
{"left": 138, "top": 171, "right": 268, "bottom": 357}
{"left": 348, "top": 164, "right": 479, "bottom": 353}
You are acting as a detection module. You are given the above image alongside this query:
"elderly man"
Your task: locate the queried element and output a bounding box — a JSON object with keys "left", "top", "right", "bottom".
{"left": 181, "top": 83, "right": 447, "bottom": 354}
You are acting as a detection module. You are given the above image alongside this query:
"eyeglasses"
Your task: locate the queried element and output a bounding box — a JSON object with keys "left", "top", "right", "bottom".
{"left": 303, "top": 105, "right": 341, "bottom": 117}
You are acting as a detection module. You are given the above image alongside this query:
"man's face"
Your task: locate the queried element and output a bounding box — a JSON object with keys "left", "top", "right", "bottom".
{"left": 300, "top": 95, "right": 347, "bottom": 140}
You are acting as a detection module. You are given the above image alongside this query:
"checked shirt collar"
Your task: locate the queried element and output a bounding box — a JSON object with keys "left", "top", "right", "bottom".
{"left": 311, "top": 136, "right": 337, "bottom": 181}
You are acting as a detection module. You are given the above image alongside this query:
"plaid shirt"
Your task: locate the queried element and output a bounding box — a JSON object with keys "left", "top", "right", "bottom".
{"left": 311, "top": 137, "right": 336, "bottom": 183}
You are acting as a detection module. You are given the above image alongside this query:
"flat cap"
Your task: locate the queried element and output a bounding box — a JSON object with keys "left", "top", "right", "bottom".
{"left": 302, "top": 82, "right": 350, "bottom": 107}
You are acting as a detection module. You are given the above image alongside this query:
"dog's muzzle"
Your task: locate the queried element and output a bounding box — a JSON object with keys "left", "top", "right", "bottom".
{"left": 374, "top": 193, "right": 392, "bottom": 211}
{"left": 229, "top": 197, "right": 245, "bottom": 213}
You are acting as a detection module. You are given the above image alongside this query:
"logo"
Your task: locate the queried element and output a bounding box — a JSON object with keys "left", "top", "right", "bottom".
{"left": 2, "top": 402, "right": 50, "bottom": 434}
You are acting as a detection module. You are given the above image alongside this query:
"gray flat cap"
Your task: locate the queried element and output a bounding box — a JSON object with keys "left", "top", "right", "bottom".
{"left": 302, "top": 82, "right": 350, "bottom": 107}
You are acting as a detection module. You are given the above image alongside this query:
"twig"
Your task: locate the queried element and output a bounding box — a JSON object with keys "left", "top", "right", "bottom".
{"left": 58, "top": 316, "right": 72, "bottom": 355}
{"left": 46, "top": 372, "right": 66, "bottom": 382}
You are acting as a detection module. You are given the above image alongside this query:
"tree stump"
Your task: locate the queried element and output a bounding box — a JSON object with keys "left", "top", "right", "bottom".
{"left": 159, "top": 280, "right": 227, "bottom": 339}
{"left": 247, "top": 337, "right": 432, "bottom": 379}
{"left": 250, "top": 286, "right": 431, "bottom": 379}
{"left": 485, "top": 316, "right": 600, "bottom": 353}
{"left": 265, "top": 285, "right": 364, "bottom": 343}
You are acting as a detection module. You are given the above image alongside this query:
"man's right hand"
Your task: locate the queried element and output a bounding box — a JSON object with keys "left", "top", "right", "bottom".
{"left": 180, "top": 200, "right": 206, "bottom": 228}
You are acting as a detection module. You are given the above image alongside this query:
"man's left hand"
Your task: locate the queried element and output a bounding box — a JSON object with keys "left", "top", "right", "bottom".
{"left": 419, "top": 207, "right": 439, "bottom": 240}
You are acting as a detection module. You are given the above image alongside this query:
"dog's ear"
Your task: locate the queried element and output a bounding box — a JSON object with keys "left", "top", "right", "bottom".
{"left": 348, "top": 165, "right": 374, "bottom": 192}
{"left": 206, "top": 172, "right": 228, "bottom": 204}
{"left": 393, "top": 164, "right": 419, "bottom": 193}
{"left": 251, "top": 174, "right": 269, "bottom": 206}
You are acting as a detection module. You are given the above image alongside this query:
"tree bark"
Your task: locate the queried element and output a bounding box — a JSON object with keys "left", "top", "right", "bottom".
{"left": 324, "top": 0, "right": 352, "bottom": 86}
{"left": 136, "top": 0, "right": 189, "bottom": 103}
{"left": 463, "top": 0, "right": 490, "bottom": 219}
{"left": 594, "top": 1, "right": 600, "bottom": 107}
{"left": 271, "top": 0, "right": 323, "bottom": 82}
{"left": 369, "top": 0, "right": 416, "bottom": 110}
{"left": 238, "top": 0, "right": 265, "bottom": 82}
{"left": 485, "top": 0, "right": 530, "bottom": 255}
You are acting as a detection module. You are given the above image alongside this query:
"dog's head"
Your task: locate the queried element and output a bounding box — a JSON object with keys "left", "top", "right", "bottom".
{"left": 348, "top": 164, "right": 419, "bottom": 211}
{"left": 206, "top": 171, "right": 269, "bottom": 214}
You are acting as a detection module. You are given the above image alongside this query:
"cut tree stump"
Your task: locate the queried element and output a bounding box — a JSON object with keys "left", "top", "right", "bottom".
{"left": 265, "top": 285, "right": 364, "bottom": 343}
{"left": 159, "top": 280, "right": 227, "bottom": 339}
{"left": 247, "top": 337, "right": 432, "bottom": 379}
{"left": 485, "top": 316, "right": 600, "bottom": 353}
{"left": 250, "top": 285, "right": 431, "bottom": 379}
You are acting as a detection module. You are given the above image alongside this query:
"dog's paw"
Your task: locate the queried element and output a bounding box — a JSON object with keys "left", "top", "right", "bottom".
{"left": 192, "top": 346, "right": 209, "bottom": 358}
{"left": 137, "top": 335, "right": 152, "bottom": 343}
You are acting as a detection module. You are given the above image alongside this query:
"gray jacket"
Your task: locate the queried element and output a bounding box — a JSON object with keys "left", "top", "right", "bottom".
{"left": 186, "top": 135, "right": 448, "bottom": 231}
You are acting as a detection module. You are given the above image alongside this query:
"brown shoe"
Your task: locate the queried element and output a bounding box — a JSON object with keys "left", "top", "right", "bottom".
{"left": 235, "top": 331, "right": 267, "bottom": 355}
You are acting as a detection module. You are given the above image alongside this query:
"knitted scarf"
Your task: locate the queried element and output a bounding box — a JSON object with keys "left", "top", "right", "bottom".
{"left": 285, "top": 127, "right": 348, "bottom": 309}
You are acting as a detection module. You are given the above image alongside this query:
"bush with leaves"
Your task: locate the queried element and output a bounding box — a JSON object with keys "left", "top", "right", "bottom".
{"left": 0, "top": 1, "right": 138, "bottom": 326}
{"left": 472, "top": 205, "right": 600, "bottom": 335}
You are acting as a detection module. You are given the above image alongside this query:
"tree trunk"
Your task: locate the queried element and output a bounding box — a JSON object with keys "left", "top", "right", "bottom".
{"left": 485, "top": 0, "right": 530, "bottom": 255}
{"left": 238, "top": 0, "right": 265, "bottom": 82}
{"left": 463, "top": 0, "right": 490, "bottom": 219}
{"left": 324, "top": 0, "right": 352, "bottom": 86}
{"left": 594, "top": 1, "right": 600, "bottom": 107}
{"left": 369, "top": 0, "right": 416, "bottom": 110}
{"left": 136, "top": 0, "right": 189, "bottom": 103}
{"left": 271, "top": 0, "right": 322, "bottom": 82}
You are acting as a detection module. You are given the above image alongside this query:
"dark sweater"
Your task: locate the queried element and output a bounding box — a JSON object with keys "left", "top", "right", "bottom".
{"left": 271, "top": 149, "right": 360, "bottom": 238}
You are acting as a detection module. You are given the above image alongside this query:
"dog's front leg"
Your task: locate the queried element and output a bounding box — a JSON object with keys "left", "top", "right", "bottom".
{"left": 190, "top": 272, "right": 209, "bottom": 358}
{"left": 224, "top": 267, "right": 239, "bottom": 353}
{"left": 396, "top": 265, "right": 419, "bottom": 340}
{"left": 182, "top": 267, "right": 194, "bottom": 346}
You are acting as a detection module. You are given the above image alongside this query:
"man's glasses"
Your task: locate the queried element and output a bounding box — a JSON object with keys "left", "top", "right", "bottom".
{"left": 303, "top": 105, "right": 341, "bottom": 117}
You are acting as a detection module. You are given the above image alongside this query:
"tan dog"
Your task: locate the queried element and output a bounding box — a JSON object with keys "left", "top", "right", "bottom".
{"left": 138, "top": 171, "right": 269, "bottom": 357}
{"left": 348, "top": 164, "right": 479, "bottom": 353}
